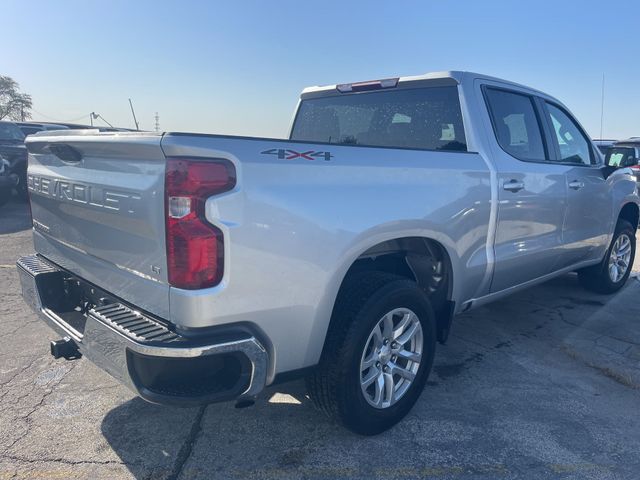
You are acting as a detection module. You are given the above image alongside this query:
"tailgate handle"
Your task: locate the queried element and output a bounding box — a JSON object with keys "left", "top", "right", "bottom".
{"left": 49, "top": 144, "right": 83, "bottom": 164}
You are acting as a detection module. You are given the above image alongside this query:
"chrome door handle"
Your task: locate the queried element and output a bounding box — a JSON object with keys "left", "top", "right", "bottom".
{"left": 503, "top": 180, "right": 525, "bottom": 192}
{"left": 568, "top": 180, "right": 585, "bottom": 190}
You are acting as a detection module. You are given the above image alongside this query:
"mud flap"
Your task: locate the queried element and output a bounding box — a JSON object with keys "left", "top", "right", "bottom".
{"left": 436, "top": 300, "right": 455, "bottom": 345}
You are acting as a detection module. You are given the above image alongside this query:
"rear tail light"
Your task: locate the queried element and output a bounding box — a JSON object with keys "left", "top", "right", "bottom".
{"left": 165, "top": 158, "right": 236, "bottom": 289}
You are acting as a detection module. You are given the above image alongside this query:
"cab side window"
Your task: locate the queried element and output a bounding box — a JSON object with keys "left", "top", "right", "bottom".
{"left": 484, "top": 88, "right": 547, "bottom": 162}
{"left": 545, "top": 103, "right": 595, "bottom": 166}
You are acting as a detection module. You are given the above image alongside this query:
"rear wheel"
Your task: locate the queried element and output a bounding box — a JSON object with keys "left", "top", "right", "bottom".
{"left": 578, "top": 219, "right": 636, "bottom": 294}
{"left": 306, "top": 272, "right": 436, "bottom": 435}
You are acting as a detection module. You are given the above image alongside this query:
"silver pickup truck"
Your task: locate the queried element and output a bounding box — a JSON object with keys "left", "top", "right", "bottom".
{"left": 18, "top": 71, "right": 638, "bottom": 435}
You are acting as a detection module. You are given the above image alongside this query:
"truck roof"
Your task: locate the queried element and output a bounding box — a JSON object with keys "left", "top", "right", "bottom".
{"left": 301, "top": 70, "right": 551, "bottom": 99}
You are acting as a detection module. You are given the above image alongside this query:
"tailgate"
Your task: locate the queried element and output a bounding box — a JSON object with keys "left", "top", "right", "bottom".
{"left": 25, "top": 131, "right": 170, "bottom": 319}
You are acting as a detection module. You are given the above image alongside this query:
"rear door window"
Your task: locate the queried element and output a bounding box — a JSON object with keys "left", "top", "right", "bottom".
{"left": 290, "top": 86, "right": 467, "bottom": 152}
{"left": 484, "top": 88, "right": 547, "bottom": 162}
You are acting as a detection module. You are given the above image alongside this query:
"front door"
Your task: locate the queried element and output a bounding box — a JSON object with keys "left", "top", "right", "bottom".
{"left": 542, "top": 102, "right": 611, "bottom": 266}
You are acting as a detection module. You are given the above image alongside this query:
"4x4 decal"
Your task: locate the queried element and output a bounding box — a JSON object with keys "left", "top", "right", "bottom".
{"left": 261, "top": 148, "right": 333, "bottom": 161}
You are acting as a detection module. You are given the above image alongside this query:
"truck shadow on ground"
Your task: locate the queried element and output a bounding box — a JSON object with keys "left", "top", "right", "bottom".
{"left": 100, "top": 380, "right": 335, "bottom": 479}
{"left": 99, "top": 273, "right": 640, "bottom": 479}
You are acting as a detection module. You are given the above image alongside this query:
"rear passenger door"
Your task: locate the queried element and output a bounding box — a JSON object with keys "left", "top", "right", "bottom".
{"left": 541, "top": 102, "right": 611, "bottom": 266}
{"left": 482, "top": 86, "right": 568, "bottom": 293}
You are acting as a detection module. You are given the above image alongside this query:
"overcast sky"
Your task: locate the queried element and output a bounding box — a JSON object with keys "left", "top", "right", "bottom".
{"left": 3, "top": 0, "right": 639, "bottom": 139}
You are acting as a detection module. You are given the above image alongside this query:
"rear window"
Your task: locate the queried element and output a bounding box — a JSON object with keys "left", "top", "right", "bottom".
{"left": 290, "top": 86, "right": 467, "bottom": 152}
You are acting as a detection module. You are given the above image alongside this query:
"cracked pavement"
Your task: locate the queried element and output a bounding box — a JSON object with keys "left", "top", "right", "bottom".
{"left": 1, "top": 200, "right": 640, "bottom": 479}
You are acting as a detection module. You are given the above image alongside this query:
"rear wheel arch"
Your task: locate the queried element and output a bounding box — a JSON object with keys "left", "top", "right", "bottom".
{"left": 328, "top": 236, "right": 455, "bottom": 346}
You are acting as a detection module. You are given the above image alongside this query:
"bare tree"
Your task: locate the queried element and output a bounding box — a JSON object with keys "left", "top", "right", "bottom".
{"left": 0, "top": 75, "right": 32, "bottom": 121}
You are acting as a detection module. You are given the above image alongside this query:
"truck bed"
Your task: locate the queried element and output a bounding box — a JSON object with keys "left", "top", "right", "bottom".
{"left": 26, "top": 130, "right": 492, "bottom": 374}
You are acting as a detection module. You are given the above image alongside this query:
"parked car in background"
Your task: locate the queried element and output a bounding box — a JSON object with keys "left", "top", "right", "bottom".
{"left": 593, "top": 139, "right": 617, "bottom": 156}
{"left": 17, "top": 122, "right": 70, "bottom": 136}
{"left": 22, "top": 122, "right": 92, "bottom": 130}
{"left": 606, "top": 139, "right": 640, "bottom": 175}
{"left": 0, "top": 154, "right": 18, "bottom": 206}
{"left": 17, "top": 121, "right": 136, "bottom": 137}
{"left": 29, "top": 121, "right": 136, "bottom": 132}
{"left": 0, "top": 121, "right": 28, "bottom": 202}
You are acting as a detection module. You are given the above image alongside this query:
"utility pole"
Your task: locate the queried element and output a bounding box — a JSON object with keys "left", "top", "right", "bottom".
{"left": 128, "top": 98, "right": 140, "bottom": 131}
{"left": 154, "top": 112, "right": 160, "bottom": 133}
{"left": 600, "top": 73, "right": 605, "bottom": 140}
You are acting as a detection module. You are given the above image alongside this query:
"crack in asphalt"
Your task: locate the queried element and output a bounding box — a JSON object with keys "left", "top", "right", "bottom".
{"left": 3, "top": 319, "right": 41, "bottom": 337}
{"left": 2, "top": 454, "right": 126, "bottom": 466}
{"left": 503, "top": 296, "right": 640, "bottom": 348}
{"left": 0, "top": 356, "right": 41, "bottom": 395}
{"left": 166, "top": 405, "right": 207, "bottom": 480}
{"left": 2, "top": 361, "right": 78, "bottom": 454}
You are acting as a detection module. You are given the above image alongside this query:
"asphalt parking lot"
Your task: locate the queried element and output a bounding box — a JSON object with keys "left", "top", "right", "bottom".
{"left": 1, "top": 200, "right": 639, "bottom": 480}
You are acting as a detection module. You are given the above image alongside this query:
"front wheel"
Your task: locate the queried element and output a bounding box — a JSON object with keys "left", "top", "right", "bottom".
{"left": 306, "top": 272, "right": 436, "bottom": 435}
{"left": 578, "top": 219, "right": 636, "bottom": 294}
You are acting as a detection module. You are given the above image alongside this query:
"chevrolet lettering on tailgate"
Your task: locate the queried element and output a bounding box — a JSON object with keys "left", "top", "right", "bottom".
{"left": 27, "top": 174, "right": 141, "bottom": 213}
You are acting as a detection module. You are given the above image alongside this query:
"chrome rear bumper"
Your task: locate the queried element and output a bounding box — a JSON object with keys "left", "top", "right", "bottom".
{"left": 17, "top": 254, "right": 268, "bottom": 406}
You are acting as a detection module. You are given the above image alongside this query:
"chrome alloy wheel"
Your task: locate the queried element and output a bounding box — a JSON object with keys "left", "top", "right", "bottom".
{"left": 359, "top": 308, "right": 423, "bottom": 409}
{"left": 608, "top": 234, "right": 632, "bottom": 283}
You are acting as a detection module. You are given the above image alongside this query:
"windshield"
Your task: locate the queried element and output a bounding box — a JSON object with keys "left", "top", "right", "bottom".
{"left": 0, "top": 122, "right": 26, "bottom": 141}
{"left": 291, "top": 86, "right": 467, "bottom": 152}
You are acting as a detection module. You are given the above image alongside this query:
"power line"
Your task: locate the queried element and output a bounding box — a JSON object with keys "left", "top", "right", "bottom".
{"left": 30, "top": 108, "right": 90, "bottom": 123}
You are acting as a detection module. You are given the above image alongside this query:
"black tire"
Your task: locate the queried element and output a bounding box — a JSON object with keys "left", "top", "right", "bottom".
{"left": 14, "top": 164, "right": 28, "bottom": 201}
{"left": 578, "top": 219, "right": 636, "bottom": 294}
{"left": 306, "top": 272, "right": 436, "bottom": 435}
